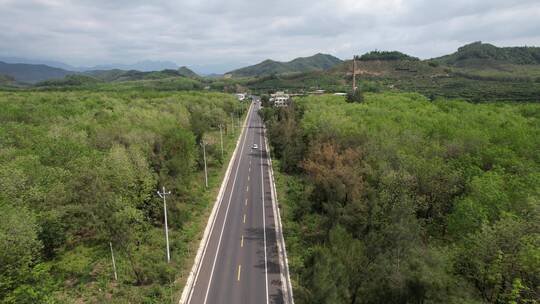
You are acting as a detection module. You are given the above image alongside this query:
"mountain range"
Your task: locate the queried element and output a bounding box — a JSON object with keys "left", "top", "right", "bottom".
{"left": 226, "top": 53, "right": 343, "bottom": 77}
{"left": 2, "top": 42, "right": 540, "bottom": 85}
{"left": 0, "top": 61, "right": 200, "bottom": 84}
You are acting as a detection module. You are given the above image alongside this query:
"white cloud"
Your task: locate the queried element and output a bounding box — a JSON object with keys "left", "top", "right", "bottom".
{"left": 0, "top": 0, "right": 539, "bottom": 73}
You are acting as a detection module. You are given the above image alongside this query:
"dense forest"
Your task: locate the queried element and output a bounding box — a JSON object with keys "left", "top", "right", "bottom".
{"left": 260, "top": 93, "right": 540, "bottom": 303}
{"left": 0, "top": 90, "right": 246, "bottom": 303}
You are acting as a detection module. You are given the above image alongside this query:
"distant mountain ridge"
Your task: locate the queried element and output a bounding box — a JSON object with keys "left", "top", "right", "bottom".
{"left": 227, "top": 53, "right": 343, "bottom": 77}
{"left": 87, "top": 60, "right": 179, "bottom": 72}
{"left": 0, "top": 60, "right": 200, "bottom": 84}
{"left": 0, "top": 61, "right": 75, "bottom": 84}
{"left": 0, "top": 56, "right": 76, "bottom": 70}
{"left": 0, "top": 57, "right": 180, "bottom": 72}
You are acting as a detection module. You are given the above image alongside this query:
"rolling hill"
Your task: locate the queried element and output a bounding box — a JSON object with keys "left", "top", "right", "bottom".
{"left": 85, "top": 69, "right": 197, "bottom": 82}
{"left": 227, "top": 53, "right": 342, "bottom": 77}
{"left": 177, "top": 66, "right": 199, "bottom": 78}
{"left": 432, "top": 41, "right": 540, "bottom": 66}
{"left": 0, "top": 61, "right": 75, "bottom": 84}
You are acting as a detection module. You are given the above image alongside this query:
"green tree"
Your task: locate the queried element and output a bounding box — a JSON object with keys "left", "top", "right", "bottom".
{"left": 0, "top": 202, "right": 45, "bottom": 302}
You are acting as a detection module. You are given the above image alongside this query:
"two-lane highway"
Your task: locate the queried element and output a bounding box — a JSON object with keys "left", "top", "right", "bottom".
{"left": 182, "top": 101, "right": 292, "bottom": 304}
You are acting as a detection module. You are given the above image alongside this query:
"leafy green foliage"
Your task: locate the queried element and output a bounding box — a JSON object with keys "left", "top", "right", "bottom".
{"left": 0, "top": 90, "right": 244, "bottom": 302}
{"left": 264, "top": 93, "right": 540, "bottom": 304}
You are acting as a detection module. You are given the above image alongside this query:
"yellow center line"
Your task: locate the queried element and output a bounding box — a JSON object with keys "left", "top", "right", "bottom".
{"left": 241, "top": 235, "right": 244, "bottom": 247}
{"left": 243, "top": 214, "right": 246, "bottom": 223}
{"left": 237, "top": 264, "right": 242, "bottom": 281}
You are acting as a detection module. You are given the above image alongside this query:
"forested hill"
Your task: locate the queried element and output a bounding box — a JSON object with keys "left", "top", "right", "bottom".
{"left": 177, "top": 66, "right": 199, "bottom": 78}
{"left": 0, "top": 90, "right": 246, "bottom": 302}
{"left": 227, "top": 53, "right": 342, "bottom": 77}
{"left": 432, "top": 41, "right": 540, "bottom": 65}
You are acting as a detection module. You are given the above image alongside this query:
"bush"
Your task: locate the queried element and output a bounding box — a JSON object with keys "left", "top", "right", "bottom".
{"left": 346, "top": 90, "right": 364, "bottom": 103}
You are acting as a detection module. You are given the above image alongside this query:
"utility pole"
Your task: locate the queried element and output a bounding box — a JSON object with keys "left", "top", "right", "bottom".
{"left": 231, "top": 113, "right": 235, "bottom": 134}
{"left": 352, "top": 55, "right": 358, "bottom": 92}
{"left": 157, "top": 186, "right": 171, "bottom": 263}
{"left": 201, "top": 141, "right": 208, "bottom": 188}
{"left": 219, "top": 124, "right": 224, "bottom": 159}
{"left": 109, "top": 242, "right": 118, "bottom": 281}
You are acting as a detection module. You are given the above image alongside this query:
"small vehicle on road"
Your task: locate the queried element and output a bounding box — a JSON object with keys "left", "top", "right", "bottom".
{"left": 252, "top": 144, "right": 258, "bottom": 149}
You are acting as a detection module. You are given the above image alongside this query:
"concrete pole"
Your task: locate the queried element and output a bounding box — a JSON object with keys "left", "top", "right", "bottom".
{"left": 109, "top": 242, "right": 118, "bottom": 281}
{"left": 219, "top": 124, "right": 224, "bottom": 159}
{"left": 352, "top": 55, "right": 357, "bottom": 92}
{"left": 201, "top": 141, "right": 208, "bottom": 188}
{"left": 157, "top": 186, "right": 171, "bottom": 263}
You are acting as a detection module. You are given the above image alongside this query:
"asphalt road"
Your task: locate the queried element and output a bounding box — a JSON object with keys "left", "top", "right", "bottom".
{"left": 186, "top": 101, "right": 287, "bottom": 304}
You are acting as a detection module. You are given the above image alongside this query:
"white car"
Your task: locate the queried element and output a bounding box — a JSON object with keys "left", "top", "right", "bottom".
{"left": 252, "top": 144, "right": 258, "bottom": 149}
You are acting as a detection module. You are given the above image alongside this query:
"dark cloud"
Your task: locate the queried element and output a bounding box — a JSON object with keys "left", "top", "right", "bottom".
{"left": 0, "top": 0, "right": 538, "bottom": 73}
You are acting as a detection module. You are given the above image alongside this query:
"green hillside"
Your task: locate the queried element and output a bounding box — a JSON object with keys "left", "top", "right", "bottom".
{"left": 35, "top": 74, "right": 104, "bottom": 87}
{"left": 177, "top": 66, "right": 199, "bottom": 78}
{"left": 433, "top": 41, "right": 540, "bottom": 66}
{"left": 227, "top": 53, "right": 342, "bottom": 77}
{"left": 85, "top": 69, "right": 199, "bottom": 82}
{"left": 30, "top": 69, "right": 206, "bottom": 92}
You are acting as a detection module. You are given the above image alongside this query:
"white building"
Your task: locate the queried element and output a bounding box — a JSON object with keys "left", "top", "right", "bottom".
{"left": 235, "top": 93, "right": 246, "bottom": 101}
{"left": 270, "top": 91, "right": 290, "bottom": 107}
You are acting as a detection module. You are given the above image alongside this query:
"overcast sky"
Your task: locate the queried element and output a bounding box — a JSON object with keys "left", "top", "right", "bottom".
{"left": 1, "top": 0, "right": 539, "bottom": 73}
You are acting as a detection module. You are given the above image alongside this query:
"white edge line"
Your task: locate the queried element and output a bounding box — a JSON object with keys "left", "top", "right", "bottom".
{"left": 179, "top": 102, "right": 253, "bottom": 304}
{"left": 263, "top": 123, "right": 295, "bottom": 304}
